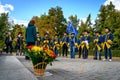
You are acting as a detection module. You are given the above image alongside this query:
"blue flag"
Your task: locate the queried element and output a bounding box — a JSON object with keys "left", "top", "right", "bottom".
{"left": 66, "top": 22, "right": 78, "bottom": 36}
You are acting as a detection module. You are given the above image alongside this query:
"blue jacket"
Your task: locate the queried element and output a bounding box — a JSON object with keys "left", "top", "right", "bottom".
{"left": 81, "top": 35, "right": 90, "bottom": 43}
{"left": 62, "top": 37, "right": 69, "bottom": 43}
{"left": 26, "top": 23, "right": 37, "bottom": 43}
{"left": 103, "top": 33, "right": 114, "bottom": 42}
{"left": 69, "top": 37, "right": 78, "bottom": 52}
{"left": 15, "top": 36, "right": 21, "bottom": 49}
{"left": 77, "top": 38, "right": 82, "bottom": 45}
{"left": 69, "top": 37, "right": 77, "bottom": 47}
{"left": 94, "top": 35, "right": 103, "bottom": 45}
{"left": 52, "top": 38, "right": 60, "bottom": 46}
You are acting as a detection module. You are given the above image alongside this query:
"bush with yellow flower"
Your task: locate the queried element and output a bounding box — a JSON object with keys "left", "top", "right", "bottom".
{"left": 27, "top": 46, "right": 56, "bottom": 66}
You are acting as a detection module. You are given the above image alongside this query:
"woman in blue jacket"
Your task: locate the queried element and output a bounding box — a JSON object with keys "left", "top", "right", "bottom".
{"left": 25, "top": 20, "right": 37, "bottom": 60}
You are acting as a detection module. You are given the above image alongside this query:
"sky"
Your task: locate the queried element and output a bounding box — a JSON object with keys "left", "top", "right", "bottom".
{"left": 0, "top": 0, "right": 120, "bottom": 26}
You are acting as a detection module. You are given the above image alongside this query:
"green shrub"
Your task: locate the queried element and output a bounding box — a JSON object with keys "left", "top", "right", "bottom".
{"left": 89, "top": 49, "right": 120, "bottom": 57}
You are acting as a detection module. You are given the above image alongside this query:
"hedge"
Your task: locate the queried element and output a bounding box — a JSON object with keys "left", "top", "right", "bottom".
{"left": 88, "top": 49, "right": 120, "bottom": 57}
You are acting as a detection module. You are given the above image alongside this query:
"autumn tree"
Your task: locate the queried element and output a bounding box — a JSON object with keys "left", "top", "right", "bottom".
{"left": 33, "top": 6, "right": 67, "bottom": 38}
{"left": 0, "top": 13, "right": 10, "bottom": 48}
{"left": 48, "top": 6, "right": 67, "bottom": 37}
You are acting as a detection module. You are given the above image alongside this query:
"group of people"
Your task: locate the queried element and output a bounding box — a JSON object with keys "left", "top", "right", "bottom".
{"left": 25, "top": 20, "right": 114, "bottom": 62}
{"left": 3, "top": 31, "right": 24, "bottom": 56}
{"left": 4, "top": 20, "right": 114, "bottom": 62}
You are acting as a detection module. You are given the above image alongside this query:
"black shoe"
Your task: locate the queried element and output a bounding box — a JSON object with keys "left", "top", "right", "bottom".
{"left": 94, "top": 58, "right": 97, "bottom": 60}
{"left": 25, "top": 56, "right": 30, "bottom": 60}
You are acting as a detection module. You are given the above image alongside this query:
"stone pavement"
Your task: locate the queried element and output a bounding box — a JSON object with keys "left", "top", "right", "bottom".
{"left": 17, "top": 56, "right": 120, "bottom": 80}
{"left": 0, "top": 55, "right": 38, "bottom": 80}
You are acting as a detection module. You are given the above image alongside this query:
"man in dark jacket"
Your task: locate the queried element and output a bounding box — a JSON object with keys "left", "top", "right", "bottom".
{"left": 81, "top": 30, "right": 90, "bottom": 59}
{"left": 103, "top": 27, "right": 114, "bottom": 62}
{"left": 25, "top": 20, "right": 37, "bottom": 60}
{"left": 15, "top": 32, "right": 22, "bottom": 56}
{"left": 62, "top": 32, "right": 69, "bottom": 57}
{"left": 5, "top": 32, "right": 13, "bottom": 54}
{"left": 93, "top": 31, "right": 103, "bottom": 60}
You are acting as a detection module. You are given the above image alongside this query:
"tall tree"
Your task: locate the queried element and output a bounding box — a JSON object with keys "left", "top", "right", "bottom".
{"left": 0, "top": 13, "right": 10, "bottom": 48}
{"left": 68, "top": 15, "right": 79, "bottom": 28}
{"left": 48, "top": 6, "right": 67, "bottom": 36}
{"left": 33, "top": 6, "right": 67, "bottom": 38}
{"left": 95, "top": 1, "right": 120, "bottom": 49}
{"left": 78, "top": 20, "right": 88, "bottom": 34}
{"left": 85, "top": 14, "right": 92, "bottom": 27}
{"left": 95, "top": 1, "right": 116, "bottom": 32}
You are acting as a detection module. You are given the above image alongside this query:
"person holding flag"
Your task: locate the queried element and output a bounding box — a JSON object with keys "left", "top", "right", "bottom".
{"left": 69, "top": 32, "right": 78, "bottom": 58}
{"left": 66, "top": 22, "right": 78, "bottom": 58}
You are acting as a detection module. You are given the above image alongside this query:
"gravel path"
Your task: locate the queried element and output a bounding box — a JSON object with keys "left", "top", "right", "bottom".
{"left": 17, "top": 56, "right": 120, "bottom": 80}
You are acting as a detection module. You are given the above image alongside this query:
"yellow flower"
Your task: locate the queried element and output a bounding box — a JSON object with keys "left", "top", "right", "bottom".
{"left": 31, "top": 46, "right": 43, "bottom": 52}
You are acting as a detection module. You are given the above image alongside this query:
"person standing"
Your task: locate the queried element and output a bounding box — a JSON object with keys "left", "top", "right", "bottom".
{"left": 15, "top": 32, "right": 22, "bottom": 56}
{"left": 78, "top": 34, "right": 83, "bottom": 58}
{"left": 69, "top": 32, "right": 78, "bottom": 59}
{"left": 25, "top": 20, "right": 37, "bottom": 60}
{"left": 53, "top": 34, "right": 60, "bottom": 57}
{"left": 42, "top": 32, "right": 51, "bottom": 49}
{"left": 36, "top": 32, "right": 41, "bottom": 46}
{"left": 103, "top": 27, "right": 114, "bottom": 62}
{"left": 61, "top": 32, "right": 69, "bottom": 57}
{"left": 5, "top": 32, "right": 13, "bottom": 54}
{"left": 93, "top": 31, "right": 103, "bottom": 60}
{"left": 81, "top": 30, "right": 90, "bottom": 59}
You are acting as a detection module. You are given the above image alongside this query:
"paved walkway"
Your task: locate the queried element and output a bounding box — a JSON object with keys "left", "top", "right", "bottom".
{"left": 0, "top": 55, "right": 38, "bottom": 80}
{"left": 17, "top": 56, "right": 120, "bottom": 80}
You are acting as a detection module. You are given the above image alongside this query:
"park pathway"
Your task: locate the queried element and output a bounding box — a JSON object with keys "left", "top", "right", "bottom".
{"left": 17, "top": 56, "right": 120, "bottom": 80}
{"left": 0, "top": 55, "right": 38, "bottom": 80}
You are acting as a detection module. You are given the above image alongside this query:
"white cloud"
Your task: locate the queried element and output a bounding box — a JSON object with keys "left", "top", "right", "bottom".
{"left": 0, "top": 2, "right": 28, "bottom": 26}
{"left": 79, "top": 18, "right": 95, "bottom": 28}
{"left": 13, "top": 18, "right": 29, "bottom": 27}
{"left": 0, "top": 2, "right": 14, "bottom": 14}
{"left": 80, "top": 18, "right": 87, "bottom": 23}
{"left": 78, "top": 18, "right": 87, "bottom": 26}
{"left": 104, "top": 0, "right": 120, "bottom": 10}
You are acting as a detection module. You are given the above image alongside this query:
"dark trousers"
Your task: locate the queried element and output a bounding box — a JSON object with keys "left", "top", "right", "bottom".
{"left": 6, "top": 43, "right": 13, "bottom": 54}
{"left": 82, "top": 46, "right": 88, "bottom": 59}
{"left": 104, "top": 46, "right": 112, "bottom": 59}
{"left": 25, "top": 42, "right": 35, "bottom": 60}
{"left": 54, "top": 48, "right": 59, "bottom": 57}
{"left": 70, "top": 46, "right": 75, "bottom": 58}
{"left": 94, "top": 48, "right": 102, "bottom": 60}
{"left": 78, "top": 47, "right": 82, "bottom": 58}
{"left": 62, "top": 44, "right": 68, "bottom": 57}
{"left": 15, "top": 44, "right": 20, "bottom": 55}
